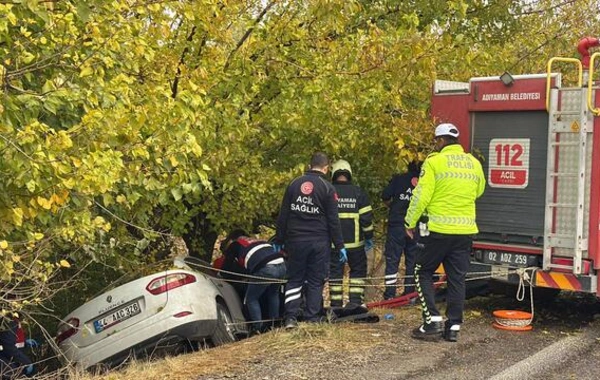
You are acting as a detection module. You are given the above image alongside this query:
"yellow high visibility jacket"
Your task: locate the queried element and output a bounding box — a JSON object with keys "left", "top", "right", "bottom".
{"left": 405, "top": 144, "right": 485, "bottom": 235}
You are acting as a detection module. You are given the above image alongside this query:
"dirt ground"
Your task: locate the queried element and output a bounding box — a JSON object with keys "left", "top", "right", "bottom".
{"left": 187, "top": 291, "right": 600, "bottom": 380}
{"left": 87, "top": 248, "right": 600, "bottom": 380}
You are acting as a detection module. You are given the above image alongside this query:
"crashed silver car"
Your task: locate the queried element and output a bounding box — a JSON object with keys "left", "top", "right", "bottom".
{"left": 56, "top": 257, "right": 247, "bottom": 369}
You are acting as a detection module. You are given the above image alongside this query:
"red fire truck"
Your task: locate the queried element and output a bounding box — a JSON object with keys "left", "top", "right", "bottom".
{"left": 430, "top": 37, "right": 600, "bottom": 297}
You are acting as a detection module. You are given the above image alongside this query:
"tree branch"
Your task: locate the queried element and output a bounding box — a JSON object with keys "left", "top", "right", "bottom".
{"left": 223, "top": 1, "right": 276, "bottom": 71}
{"left": 171, "top": 25, "right": 197, "bottom": 98}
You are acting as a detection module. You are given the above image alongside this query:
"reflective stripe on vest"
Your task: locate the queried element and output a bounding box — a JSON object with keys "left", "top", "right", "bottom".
{"left": 338, "top": 212, "right": 364, "bottom": 249}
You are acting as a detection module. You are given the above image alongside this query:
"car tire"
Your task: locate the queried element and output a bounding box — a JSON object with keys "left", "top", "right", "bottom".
{"left": 211, "top": 301, "right": 237, "bottom": 346}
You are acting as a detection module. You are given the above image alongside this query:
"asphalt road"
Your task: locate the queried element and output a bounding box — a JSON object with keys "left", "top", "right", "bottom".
{"left": 411, "top": 290, "right": 600, "bottom": 380}
{"left": 492, "top": 328, "right": 600, "bottom": 380}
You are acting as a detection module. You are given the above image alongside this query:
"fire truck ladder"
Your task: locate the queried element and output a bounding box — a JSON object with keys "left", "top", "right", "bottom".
{"left": 543, "top": 59, "right": 592, "bottom": 275}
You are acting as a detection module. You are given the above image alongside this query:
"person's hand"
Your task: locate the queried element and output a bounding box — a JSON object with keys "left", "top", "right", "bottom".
{"left": 339, "top": 248, "right": 348, "bottom": 263}
{"left": 406, "top": 228, "right": 415, "bottom": 240}
{"left": 24, "top": 364, "right": 35, "bottom": 376}
{"left": 272, "top": 244, "right": 282, "bottom": 254}
{"left": 25, "top": 338, "right": 39, "bottom": 348}
{"left": 365, "top": 239, "right": 374, "bottom": 251}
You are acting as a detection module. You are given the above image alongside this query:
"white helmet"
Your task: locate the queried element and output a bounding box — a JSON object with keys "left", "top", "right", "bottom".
{"left": 331, "top": 159, "right": 352, "bottom": 181}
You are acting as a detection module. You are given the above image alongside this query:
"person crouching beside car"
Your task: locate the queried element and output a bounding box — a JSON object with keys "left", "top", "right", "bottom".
{"left": 220, "top": 230, "right": 286, "bottom": 336}
{"left": 0, "top": 316, "right": 35, "bottom": 379}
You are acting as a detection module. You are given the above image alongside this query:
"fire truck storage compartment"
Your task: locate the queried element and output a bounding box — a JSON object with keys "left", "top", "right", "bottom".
{"left": 472, "top": 110, "right": 548, "bottom": 245}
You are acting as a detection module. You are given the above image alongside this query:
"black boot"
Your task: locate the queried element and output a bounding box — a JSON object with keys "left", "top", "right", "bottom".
{"left": 443, "top": 322, "right": 459, "bottom": 342}
{"left": 284, "top": 318, "right": 298, "bottom": 330}
{"left": 411, "top": 321, "right": 443, "bottom": 340}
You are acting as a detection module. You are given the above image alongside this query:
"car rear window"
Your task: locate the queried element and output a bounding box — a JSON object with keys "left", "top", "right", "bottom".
{"left": 92, "top": 260, "right": 175, "bottom": 297}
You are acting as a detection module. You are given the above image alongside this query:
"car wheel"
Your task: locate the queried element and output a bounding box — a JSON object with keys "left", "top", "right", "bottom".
{"left": 211, "top": 301, "right": 237, "bottom": 346}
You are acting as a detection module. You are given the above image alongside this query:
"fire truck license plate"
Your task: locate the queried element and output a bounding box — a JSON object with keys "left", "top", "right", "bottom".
{"left": 481, "top": 250, "right": 538, "bottom": 267}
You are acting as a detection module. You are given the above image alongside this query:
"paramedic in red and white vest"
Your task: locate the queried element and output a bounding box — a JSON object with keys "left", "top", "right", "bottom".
{"left": 273, "top": 152, "right": 346, "bottom": 329}
{"left": 0, "top": 316, "right": 34, "bottom": 378}
{"left": 220, "top": 230, "right": 286, "bottom": 335}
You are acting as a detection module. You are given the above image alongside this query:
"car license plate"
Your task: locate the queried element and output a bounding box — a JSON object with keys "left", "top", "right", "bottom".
{"left": 479, "top": 250, "right": 539, "bottom": 267}
{"left": 93, "top": 301, "right": 141, "bottom": 333}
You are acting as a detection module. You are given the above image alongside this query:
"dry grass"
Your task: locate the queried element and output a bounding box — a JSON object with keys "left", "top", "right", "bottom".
{"left": 74, "top": 307, "right": 415, "bottom": 380}
{"left": 68, "top": 241, "right": 415, "bottom": 380}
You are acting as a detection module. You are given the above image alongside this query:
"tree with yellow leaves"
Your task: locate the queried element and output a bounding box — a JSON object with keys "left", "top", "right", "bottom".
{"left": 0, "top": 0, "right": 597, "bottom": 343}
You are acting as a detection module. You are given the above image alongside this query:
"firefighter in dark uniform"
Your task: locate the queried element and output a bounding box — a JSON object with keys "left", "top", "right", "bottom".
{"left": 381, "top": 161, "right": 421, "bottom": 299}
{"left": 274, "top": 152, "right": 346, "bottom": 329}
{"left": 328, "top": 159, "right": 373, "bottom": 307}
{"left": 405, "top": 123, "right": 485, "bottom": 342}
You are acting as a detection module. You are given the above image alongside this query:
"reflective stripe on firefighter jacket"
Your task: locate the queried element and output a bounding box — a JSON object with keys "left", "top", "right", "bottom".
{"left": 333, "top": 182, "right": 374, "bottom": 249}
{"left": 405, "top": 144, "right": 485, "bottom": 234}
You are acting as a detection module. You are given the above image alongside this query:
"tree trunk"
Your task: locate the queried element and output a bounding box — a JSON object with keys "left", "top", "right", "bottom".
{"left": 182, "top": 212, "right": 218, "bottom": 263}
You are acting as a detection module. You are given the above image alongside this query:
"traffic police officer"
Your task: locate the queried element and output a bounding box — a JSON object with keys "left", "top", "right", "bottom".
{"left": 328, "top": 159, "right": 373, "bottom": 307}
{"left": 274, "top": 152, "right": 346, "bottom": 329}
{"left": 405, "top": 123, "right": 485, "bottom": 342}
{"left": 381, "top": 161, "right": 421, "bottom": 299}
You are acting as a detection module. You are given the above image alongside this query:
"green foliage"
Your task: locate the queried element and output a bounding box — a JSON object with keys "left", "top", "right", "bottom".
{"left": 0, "top": 0, "right": 596, "bottom": 326}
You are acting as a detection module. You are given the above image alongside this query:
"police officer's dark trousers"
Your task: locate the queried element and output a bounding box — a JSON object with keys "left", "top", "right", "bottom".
{"left": 284, "top": 240, "right": 329, "bottom": 321}
{"left": 329, "top": 246, "right": 367, "bottom": 306}
{"left": 384, "top": 223, "right": 417, "bottom": 299}
{"left": 414, "top": 232, "right": 472, "bottom": 326}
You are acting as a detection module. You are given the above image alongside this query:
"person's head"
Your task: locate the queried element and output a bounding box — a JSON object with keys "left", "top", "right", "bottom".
{"left": 219, "top": 229, "right": 247, "bottom": 255}
{"left": 331, "top": 159, "right": 352, "bottom": 183}
{"left": 408, "top": 160, "right": 422, "bottom": 174}
{"left": 309, "top": 152, "right": 330, "bottom": 174}
{"left": 433, "top": 123, "right": 460, "bottom": 151}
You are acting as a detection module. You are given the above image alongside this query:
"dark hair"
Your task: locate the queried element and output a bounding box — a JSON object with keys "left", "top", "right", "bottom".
{"left": 310, "top": 152, "right": 329, "bottom": 169}
{"left": 220, "top": 229, "right": 247, "bottom": 253}
{"left": 226, "top": 229, "right": 247, "bottom": 241}
{"left": 440, "top": 136, "right": 459, "bottom": 144}
{"left": 408, "top": 160, "right": 422, "bottom": 173}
